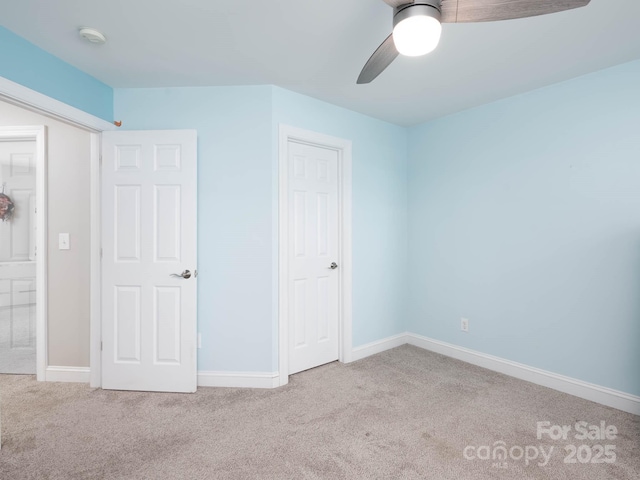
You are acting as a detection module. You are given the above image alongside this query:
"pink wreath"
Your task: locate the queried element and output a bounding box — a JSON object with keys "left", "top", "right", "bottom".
{"left": 0, "top": 193, "right": 15, "bottom": 221}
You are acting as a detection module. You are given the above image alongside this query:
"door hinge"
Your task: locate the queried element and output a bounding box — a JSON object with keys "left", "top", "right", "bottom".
{"left": 100, "top": 341, "right": 103, "bottom": 351}
{"left": 100, "top": 248, "right": 103, "bottom": 259}
{"left": 99, "top": 155, "right": 102, "bottom": 167}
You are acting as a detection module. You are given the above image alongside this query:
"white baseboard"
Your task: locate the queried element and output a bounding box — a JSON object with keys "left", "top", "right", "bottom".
{"left": 42, "top": 367, "right": 280, "bottom": 388}
{"left": 406, "top": 333, "right": 640, "bottom": 416}
{"left": 39, "top": 335, "right": 640, "bottom": 415}
{"left": 351, "top": 333, "right": 409, "bottom": 362}
{"left": 197, "top": 371, "right": 280, "bottom": 389}
{"left": 45, "top": 366, "right": 91, "bottom": 383}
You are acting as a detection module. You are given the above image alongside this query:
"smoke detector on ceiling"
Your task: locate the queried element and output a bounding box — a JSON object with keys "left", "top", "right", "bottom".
{"left": 78, "top": 27, "right": 106, "bottom": 44}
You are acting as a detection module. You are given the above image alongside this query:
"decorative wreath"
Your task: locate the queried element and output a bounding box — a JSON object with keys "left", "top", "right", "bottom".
{"left": 0, "top": 193, "right": 15, "bottom": 222}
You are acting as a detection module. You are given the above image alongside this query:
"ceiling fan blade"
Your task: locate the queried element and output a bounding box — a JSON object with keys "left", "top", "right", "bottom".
{"left": 381, "top": 0, "right": 414, "bottom": 8}
{"left": 440, "top": 0, "right": 591, "bottom": 23}
{"left": 357, "top": 34, "right": 399, "bottom": 84}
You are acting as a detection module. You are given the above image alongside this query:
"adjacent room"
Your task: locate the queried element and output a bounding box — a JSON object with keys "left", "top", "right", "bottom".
{"left": 0, "top": 1, "right": 638, "bottom": 479}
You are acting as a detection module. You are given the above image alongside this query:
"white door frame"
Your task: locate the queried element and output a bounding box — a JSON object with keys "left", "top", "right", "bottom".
{"left": 89, "top": 133, "right": 102, "bottom": 387}
{"left": 0, "top": 75, "right": 115, "bottom": 385}
{"left": 278, "top": 124, "right": 353, "bottom": 387}
{"left": 0, "top": 125, "right": 47, "bottom": 381}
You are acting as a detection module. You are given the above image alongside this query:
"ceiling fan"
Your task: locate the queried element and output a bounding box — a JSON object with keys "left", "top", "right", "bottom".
{"left": 357, "top": 0, "right": 591, "bottom": 84}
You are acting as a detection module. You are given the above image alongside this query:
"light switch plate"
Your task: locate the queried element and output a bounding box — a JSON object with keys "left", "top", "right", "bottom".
{"left": 59, "top": 233, "right": 70, "bottom": 250}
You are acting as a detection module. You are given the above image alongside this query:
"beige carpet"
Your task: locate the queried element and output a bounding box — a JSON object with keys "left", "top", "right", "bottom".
{"left": 0, "top": 345, "right": 638, "bottom": 479}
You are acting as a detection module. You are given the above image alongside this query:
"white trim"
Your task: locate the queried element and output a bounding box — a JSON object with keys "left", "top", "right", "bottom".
{"left": 89, "top": 133, "right": 102, "bottom": 388}
{"left": 35, "top": 127, "right": 47, "bottom": 382}
{"left": 45, "top": 366, "right": 90, "bottom": 383}
{"left": 278, "top": 125, "right": 353, "bottom": 387}
{"left": 351, "top": 333, "right": 408, "bottom": 362}
{"left": 0, "top": 76, "right": 115, "bottom": 132}
{"left": 0, "top": 126, "right": 47, "bottom": 381}
{"left": 197, "top": 371, "right": 280, "bottom": 389}
{"left": 341, "top": 137, "right": 353, "bottom": 364}
{"left": 406, "top": 333, "right": 640, "bottom": 416}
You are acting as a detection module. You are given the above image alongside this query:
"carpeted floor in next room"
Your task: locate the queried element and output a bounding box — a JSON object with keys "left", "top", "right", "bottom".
{"left": 0, "top": 345, "right": 638, "bottom": 480}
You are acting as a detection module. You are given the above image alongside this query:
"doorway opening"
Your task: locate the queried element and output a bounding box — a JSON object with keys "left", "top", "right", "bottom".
{"left": 0, "top": 126, "right": 46, "bottom": 379}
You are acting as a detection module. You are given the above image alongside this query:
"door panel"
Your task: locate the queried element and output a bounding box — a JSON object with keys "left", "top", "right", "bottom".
{"left": 114, "top": 285, "right": 141, "bottom": 363}
{"left": 288, "top": 141, "right": 340, "bottom": 374}
{"left": 102, "top": 130, "right": 197, "bottom": 393}
{"left": 154, "top": 185, "right": 181, "bottom": 261}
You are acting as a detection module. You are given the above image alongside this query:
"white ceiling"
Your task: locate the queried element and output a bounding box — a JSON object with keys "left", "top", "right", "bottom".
{"left": 1, "top": 0, "right": 639, "bottom": 126}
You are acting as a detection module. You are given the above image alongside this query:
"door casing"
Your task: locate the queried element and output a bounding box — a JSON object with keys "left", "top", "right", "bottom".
{"left": 278, "top": 125, "right": 353, "bottom": 386}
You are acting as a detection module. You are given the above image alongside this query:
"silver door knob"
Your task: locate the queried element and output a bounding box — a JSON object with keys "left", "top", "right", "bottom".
{"left": 171, "top": 269, "right": 191, "bottom": 279}
{"left": 329, "top": 262, "right": 338, "bottom": 270}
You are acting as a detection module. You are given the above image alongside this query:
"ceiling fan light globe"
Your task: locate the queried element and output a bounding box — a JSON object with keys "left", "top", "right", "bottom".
{"left": 393, "top": 15, "right": 442, "bottom": 57}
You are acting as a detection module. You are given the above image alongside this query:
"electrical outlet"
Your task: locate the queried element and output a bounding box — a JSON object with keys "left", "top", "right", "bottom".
{"left": 461, "top": 318, "right": 469, "bottom": 333}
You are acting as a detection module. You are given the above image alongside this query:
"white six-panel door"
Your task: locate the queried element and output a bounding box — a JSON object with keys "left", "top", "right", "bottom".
{"left": 288, "top": 141, "right": 340, "bottom": 374}
{"left": 101, "top": 130, "right": 197, "bottom": 392}
{"left": 0, "top": 140, "right": 37, "bottom": 374}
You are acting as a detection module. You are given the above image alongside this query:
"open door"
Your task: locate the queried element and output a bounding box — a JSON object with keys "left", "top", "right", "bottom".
{"left": 101, "top": 130, "right": 197, "bottom": 393}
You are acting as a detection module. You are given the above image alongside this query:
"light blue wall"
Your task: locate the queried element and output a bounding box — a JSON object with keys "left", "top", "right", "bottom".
{"left": 407, "top": 60, "right": 640, "bottom": 396}
{"left": 0, "top": 26, "right": 113, "bottom": 121}
{"left": 115, "top": 86, "right": 274, "bottom": 372}
{"left": 272, "top": 88, "right": 409, "bottom": 355}
{"left": 114, "top": 86, "right": 408, "bottom": 372}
